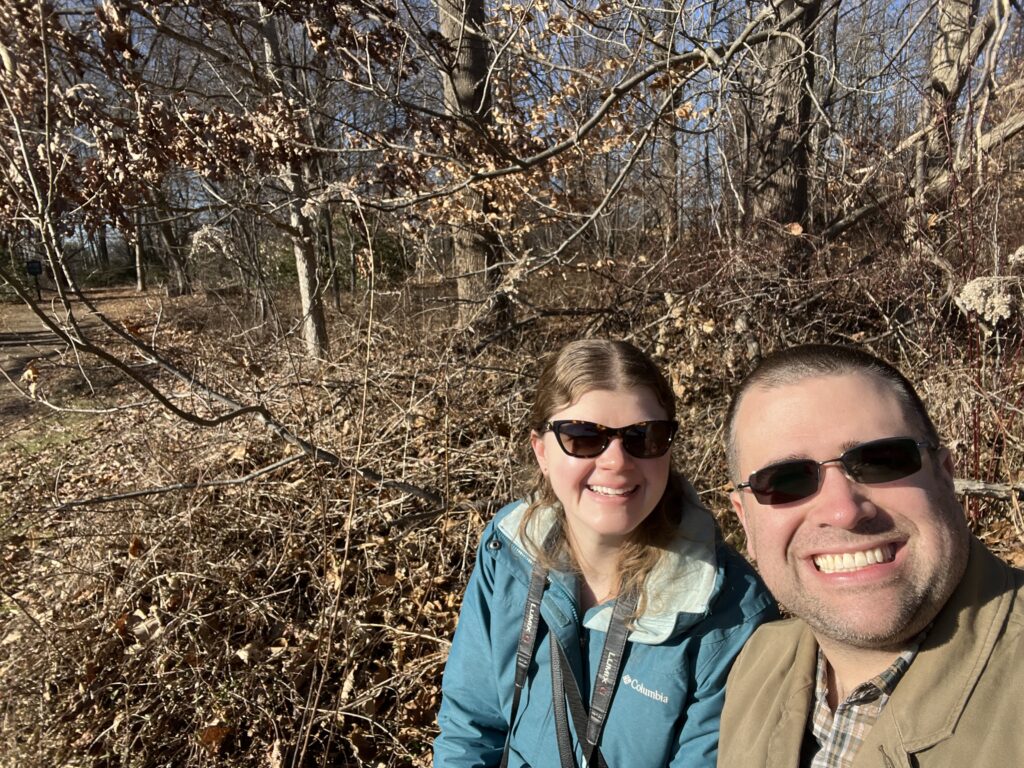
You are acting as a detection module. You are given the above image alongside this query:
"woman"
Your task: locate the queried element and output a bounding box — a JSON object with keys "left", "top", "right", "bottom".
{"left": 434, "top": 339, "right": 776, "bottom": 768}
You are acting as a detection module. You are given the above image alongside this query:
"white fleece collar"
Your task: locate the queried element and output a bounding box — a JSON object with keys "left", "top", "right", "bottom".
{"left": 496, "top": 483, "right": 719, "bottom": 645}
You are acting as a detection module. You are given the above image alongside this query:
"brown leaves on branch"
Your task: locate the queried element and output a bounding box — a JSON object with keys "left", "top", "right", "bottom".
{"left": 1, "top": 0, "right": 738, "bottom": 253}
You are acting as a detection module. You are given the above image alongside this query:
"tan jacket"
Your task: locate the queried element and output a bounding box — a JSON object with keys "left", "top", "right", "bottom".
{"left": 718, "top": 538, "right": 1024, "bottom": 767}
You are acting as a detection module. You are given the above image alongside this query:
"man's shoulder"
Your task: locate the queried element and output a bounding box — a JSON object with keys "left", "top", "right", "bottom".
{"left": 745, "top": 615, "right": 808, "bottom": 643}
{"left": 745, "top": 618, "right": 806, "bottom": 647}
{"left": 732, "top": 615, "right": 814, "bottom": 675}
{"left": 721, "top": 615, "right": 817, "bottom": 759}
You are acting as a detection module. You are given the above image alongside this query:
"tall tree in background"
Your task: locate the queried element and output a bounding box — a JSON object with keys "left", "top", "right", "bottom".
{"left": 3, "top": 0, "right": 1021, "bottom": 334}
{"left": 435, "top": 0, "right": 507, "bottom": 327}
{"left": 742, "top": 0, "right": 821, "bottom": 238}
{"left": 261, "top": 11, "right": 329, "bottom": 357}
{"left": 909, "top": 0, "right": 1014, "bottom": 253}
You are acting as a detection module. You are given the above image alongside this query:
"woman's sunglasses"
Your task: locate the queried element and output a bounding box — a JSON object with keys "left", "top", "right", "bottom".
{"left": 736, "top": 436, "right": 935, "bottom": 505}
{"left": 542, "top": 419, "right": 678, "bottom": 459}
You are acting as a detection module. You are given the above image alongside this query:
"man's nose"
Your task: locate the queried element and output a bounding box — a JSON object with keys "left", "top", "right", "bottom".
{"left": 809, "top": 462, "right": 877, "bottom": 527}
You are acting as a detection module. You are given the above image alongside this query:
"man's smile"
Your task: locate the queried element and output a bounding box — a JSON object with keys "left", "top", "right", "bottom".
{"left": 812, "top": 543, "right": 898, "bottom": 574}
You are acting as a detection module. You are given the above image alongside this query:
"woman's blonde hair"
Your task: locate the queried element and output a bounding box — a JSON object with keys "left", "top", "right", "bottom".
{"left": 520, "top": 338, "right": 685, "bottom": 617}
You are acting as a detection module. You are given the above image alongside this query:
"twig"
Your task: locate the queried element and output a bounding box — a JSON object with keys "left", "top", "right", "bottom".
{"left": 50, "top": 455, "right": 306, "bottom": 510}
{"left": 0, "top": 583, "right": 57, "bottom": 652}
{"left": 346, "top": 464, "right": 443, "bottom": 505}
{"left": 955, "top": 478, "right": 1024, "bottom": 501}
{"left": 47, "top": 452, "right": 444, "bottom": 510}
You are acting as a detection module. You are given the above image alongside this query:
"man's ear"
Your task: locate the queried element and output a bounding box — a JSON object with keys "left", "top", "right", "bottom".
{"left": 935, "top": 445, "right": 956, "bottom": 493}
{"left": 531, "top": 431, "right": 548, "bottom": 475}
{"left": 730, "top": 490, "right": 756, "bottom": 561}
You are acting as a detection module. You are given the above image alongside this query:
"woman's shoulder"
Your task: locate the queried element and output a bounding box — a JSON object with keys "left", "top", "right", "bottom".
{"left": 710, "top": 541, "right": 779, "bottom": 622}
{"left": 463, "top": 500, "right": 541, "bottom": 603}
{"left": 491, "top": 498, "right": 529, "bottom": 527}
{"left": 472, "top": 498, "right": 534, "bottom": 565}
{"left": 480, "top": 499, "right": 529, "bottom": 546}
{"left": 673, "top": 482, "right": 773, "bottom": 614}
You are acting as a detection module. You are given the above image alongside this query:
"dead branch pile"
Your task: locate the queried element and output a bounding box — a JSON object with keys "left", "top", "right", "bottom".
{"left": 1, "top": 252, "right": 1022, "bottom": 766}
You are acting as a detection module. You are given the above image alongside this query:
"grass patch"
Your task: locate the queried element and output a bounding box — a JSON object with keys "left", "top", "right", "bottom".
{"left": 0, "top": 405, "right": 101, "bottom": 455}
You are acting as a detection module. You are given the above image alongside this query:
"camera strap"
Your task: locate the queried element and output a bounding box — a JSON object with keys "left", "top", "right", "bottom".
{"left": 500, "top": 528, "right": 558, "bottom": 768}
{"left": 550, "top": 588, "right": 636, "bottom": 768}
{"left": 500, "top": 525, "right": 636, "bottom": 768}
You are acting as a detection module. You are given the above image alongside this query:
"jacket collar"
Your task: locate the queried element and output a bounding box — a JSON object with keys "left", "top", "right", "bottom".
{"left": 496, "top": 480, "right": 719, "bottom": 645}
{"left": 877, "top": 536, "right": 1016, "bottom": 752}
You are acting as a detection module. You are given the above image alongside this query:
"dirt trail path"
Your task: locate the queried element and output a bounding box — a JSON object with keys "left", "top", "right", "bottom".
{"left": 0, "top": 299, "right": 65, "bottom": 431}
{"left": 0, "top": 307, "right": 64, "bottom": 378}
{"left": 0, "top": 288, "right": 145, "bottom": 428}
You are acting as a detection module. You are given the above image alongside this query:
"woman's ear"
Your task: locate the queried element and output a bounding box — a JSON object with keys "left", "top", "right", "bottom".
{"left": 531, "top": 431, "right": 548, "bottom": 475}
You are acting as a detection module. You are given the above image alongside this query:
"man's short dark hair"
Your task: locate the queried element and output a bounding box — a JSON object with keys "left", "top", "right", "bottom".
{"left": 725, "top": 344, "right": 941, "bottom": 478}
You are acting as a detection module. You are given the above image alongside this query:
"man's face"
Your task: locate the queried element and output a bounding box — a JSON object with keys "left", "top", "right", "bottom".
{"left": 730, "top": 373, "right": 970, "bottom": 650}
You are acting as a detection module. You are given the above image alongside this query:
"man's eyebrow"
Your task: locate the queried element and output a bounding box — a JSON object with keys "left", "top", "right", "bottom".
{"left": 753, "top": 439, "right": 870, "bottom": 468}
{"left": 750, "top": 450, "right": 812, "bottom": 469}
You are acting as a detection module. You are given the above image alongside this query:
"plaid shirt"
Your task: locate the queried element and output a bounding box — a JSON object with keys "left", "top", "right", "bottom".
{"left": 805, "top": 644, "right": 919, "bottom": 768}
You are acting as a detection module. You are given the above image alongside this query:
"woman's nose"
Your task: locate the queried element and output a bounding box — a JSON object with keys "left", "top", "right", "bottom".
{"left": 596, "top": 437, "right": 634, "bottom": 468}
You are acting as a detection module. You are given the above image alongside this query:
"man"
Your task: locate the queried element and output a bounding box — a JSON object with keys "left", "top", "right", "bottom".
{"left": 718, "top": 343, "right": 1024, "bottom": 767}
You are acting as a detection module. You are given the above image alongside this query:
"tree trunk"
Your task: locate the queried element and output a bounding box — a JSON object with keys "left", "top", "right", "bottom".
{"left": 913, "top": 0, "right": 980, "bottom": 209}
{"left": 436, "top": 0, "right": 509, "bottom": 328}
{"left": 286, "top": 159, "right": 330, "bottom": 358}
{"left": 652, "top": 81, "right": 685, "bottom": 250}
{"left": 157, "top": 218, "right": 191, "bottom": 296}
{"left": 134, "top": 212, "right": 146, "bottom": 292}
{"left": 263, "top": 14, "right": 330, "bottom": 358}
{"left": 452, "top": 187, "right": 500, "bottom": 323}
{"left": 95, "top": 225, "right": 110, "bottom": 269}
{"left": 745, "top": 0, "right": 821, "bottom": 232}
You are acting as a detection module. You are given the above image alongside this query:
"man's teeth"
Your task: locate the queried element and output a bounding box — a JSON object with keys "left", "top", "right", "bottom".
{"left": 589, "top": 485, "right": 635, "bottom": 496}
{"left": 814, "top": 546, "right": 894, "bottom": 574}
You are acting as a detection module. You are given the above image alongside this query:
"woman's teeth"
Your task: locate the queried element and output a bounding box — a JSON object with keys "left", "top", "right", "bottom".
{"left": 588, "top": 485, "right": 636, "bottom": 497}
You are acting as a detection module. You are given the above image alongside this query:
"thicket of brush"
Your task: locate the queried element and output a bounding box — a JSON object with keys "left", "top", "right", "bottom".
{"left": 2, "top": 242, "right": 1023, "bottom": 767}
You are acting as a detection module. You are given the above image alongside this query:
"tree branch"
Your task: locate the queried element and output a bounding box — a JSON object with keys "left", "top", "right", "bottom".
{"left": 955, "top": 478, "right": 1024, "bottom": 502}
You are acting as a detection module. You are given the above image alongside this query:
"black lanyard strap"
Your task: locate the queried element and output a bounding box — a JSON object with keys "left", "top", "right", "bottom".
{"left": 551, "top": 588, "right": 637, "bottom": 767}
{"left": 499, "top": 521, "right": 636, "bottom": 768}
{"left": 500, "top": 527, "right": 558, "bottom": 768}
{"left": 551, "top": 633, "right": 587, "bottom": 768}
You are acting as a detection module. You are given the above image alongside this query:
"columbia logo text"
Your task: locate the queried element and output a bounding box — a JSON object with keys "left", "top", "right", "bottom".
{"left": 621, "top": 675, "right": 669, "bottom": 704}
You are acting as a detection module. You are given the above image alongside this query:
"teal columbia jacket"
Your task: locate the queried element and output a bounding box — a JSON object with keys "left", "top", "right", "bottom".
{"left": 433, "top": 488, "right": 778, "bottom": 768}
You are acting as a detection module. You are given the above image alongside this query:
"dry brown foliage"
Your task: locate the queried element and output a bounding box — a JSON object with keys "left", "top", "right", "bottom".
{"left": 1, "top": 250, "right": 1023, "bottom": 766}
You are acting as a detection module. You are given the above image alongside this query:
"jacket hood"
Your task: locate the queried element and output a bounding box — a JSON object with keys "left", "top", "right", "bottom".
{"left": 495, "top": 479, "right": 719, "bottom": 645}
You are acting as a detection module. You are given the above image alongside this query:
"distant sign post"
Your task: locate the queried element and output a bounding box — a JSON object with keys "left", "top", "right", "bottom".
{"left": 25, "top": 259, "right": 43, "bottom": 300}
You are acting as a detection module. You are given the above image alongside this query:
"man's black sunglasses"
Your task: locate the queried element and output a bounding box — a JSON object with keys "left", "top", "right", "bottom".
{"left": 736, "top": 436, "right": 935, "bottom": 505}
{"left": 542, "top": 419, "right": 678, "bottom": 459}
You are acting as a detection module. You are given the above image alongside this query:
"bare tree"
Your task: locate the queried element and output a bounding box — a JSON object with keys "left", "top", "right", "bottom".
{"left": 434, "top": 0, "right": 509, "bottom": 327}
{"left": 741, "top": 0, "right": 822, "bottom": 236}
{"left": 260, "top": 12, "right": 329, "bottom": 356}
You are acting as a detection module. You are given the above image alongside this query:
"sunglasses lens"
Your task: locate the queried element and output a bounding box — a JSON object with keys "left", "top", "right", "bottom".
{"left": 844, "top": 438, "right": 922, "bottom": 483}
{"left": 555, "top": 422, "right": 607, "bottom": 457}
{"left": 622, "top": 422, "right": 676, "bottom": 458}
{"left": 750, "top": 461, "right": 819, "bottom": 504}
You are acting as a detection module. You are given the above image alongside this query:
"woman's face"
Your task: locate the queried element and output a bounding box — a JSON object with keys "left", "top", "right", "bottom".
{"left": 531, "top": 387, "right": 672, "bottom": 553}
